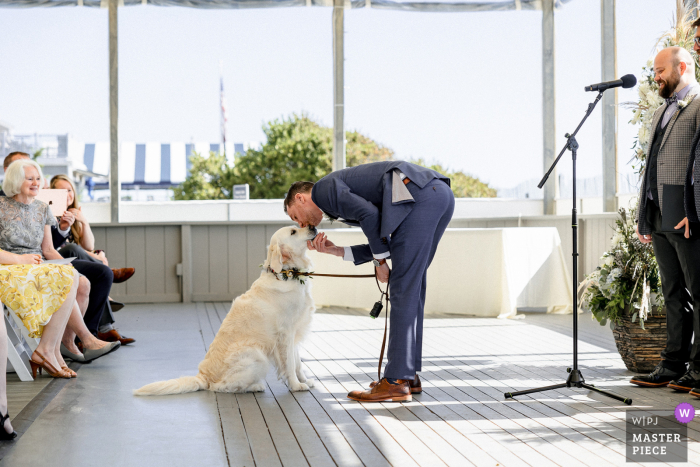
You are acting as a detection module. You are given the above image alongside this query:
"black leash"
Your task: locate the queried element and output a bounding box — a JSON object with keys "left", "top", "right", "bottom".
{"left": 272, "top": 267, "right": 390, "bottom": 381}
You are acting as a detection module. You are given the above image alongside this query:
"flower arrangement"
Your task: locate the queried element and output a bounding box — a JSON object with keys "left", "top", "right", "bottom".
{"left": 626, "top": 2, "right": 700, "bottom": 174}
{"left": 581, "top": 208, "right": 663, "bottom": 330}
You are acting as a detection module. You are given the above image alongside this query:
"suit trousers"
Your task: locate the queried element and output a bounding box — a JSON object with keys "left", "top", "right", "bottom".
{"left": 647, "top": 202, "right": 700, "bottom": 369}
{"left": 383, "top": 178, "right": 455, "bottom": 380}
{"left": 60, "top": 244, "right": 115, "bottom": 334}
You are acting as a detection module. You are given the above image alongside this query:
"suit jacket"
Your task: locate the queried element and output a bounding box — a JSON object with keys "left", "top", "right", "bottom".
{"left": 311, "top": 161, "right": 450, "bottom": 265}
{"left": 637, "top": 84, "right": 700, "bottom": 235}
{"left": 685, "top": 123, "right": 700, "bottom": 222}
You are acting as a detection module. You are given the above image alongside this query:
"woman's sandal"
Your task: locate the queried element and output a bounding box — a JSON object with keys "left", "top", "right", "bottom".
{"left": 29, "top": 350, "right": 71, "bottom": 379}
{"left": 0, "top": 411, "right": 17, "bottom": 440}
{"left": 61, "top": 366, "right": 77, "bottom": 378}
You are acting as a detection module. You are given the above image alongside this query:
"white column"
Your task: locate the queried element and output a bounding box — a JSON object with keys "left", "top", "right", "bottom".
{"left": 332, "top": 0, "right": 346, "bottom": 172}
{"left": 601, "top": 0, "right": 617, "bottom": 212}
{"left": 109, "top": 0, "right": 120, "bottom": 223}
{"left": 542, "top": 0, "right": 558, "bottom": 215}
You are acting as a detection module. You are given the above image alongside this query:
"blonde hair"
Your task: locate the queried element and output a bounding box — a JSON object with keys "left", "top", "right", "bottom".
{"left": 50, "top": 174, "right": 82, "bottom": 246}
{"left": 2, "top": 159, "right": 43, "bottom": 197}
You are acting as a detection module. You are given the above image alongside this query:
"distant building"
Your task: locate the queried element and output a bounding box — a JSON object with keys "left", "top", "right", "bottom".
{"left": 0, "top": 125, "right": 257, "bottom": 201}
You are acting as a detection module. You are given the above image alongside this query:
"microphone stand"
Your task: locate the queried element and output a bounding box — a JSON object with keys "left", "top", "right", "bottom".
{"left": 504, "top": 90, "right": 632, "bottom": 406}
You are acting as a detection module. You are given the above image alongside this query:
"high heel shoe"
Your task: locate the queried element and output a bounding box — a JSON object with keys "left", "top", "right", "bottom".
{"left": 29, "top": 350, "right": 71, "bottom": 379}
{"left": 61, "top": 366, "right": 77, "bottom": 378}
{"left": 0, "top": 411, "right": 17, "bottom": 440}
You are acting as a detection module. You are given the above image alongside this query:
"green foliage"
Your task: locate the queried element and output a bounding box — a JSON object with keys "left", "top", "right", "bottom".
{"left": 173, "top": 113, "right": 494, "bottom": 200}
{"left": 171, "top": 151, "right": 234, "bottom": 200}
{"left": 411, "top": 159, "right": 497, "bottom": 198}
{"left": 581, "top": 208, "right": 663, "bottom": 328}
{"left": 173, "top": 113, "right": 395, "bottom": 200}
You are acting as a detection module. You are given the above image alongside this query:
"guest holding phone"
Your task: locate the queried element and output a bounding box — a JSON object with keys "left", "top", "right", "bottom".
{"left": 50, "top": 175, "right": 135, "bottom": 346}
{"left": 50, "top": 175, "right": 134, "bottom": 281}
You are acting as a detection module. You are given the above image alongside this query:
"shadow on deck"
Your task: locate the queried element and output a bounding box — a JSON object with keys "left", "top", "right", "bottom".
{"left": 0, "top": 303, "right": 697, "bottom": 467}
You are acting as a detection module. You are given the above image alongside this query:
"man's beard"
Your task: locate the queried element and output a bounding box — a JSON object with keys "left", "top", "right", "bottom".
{"left": 659, "top": 71, "right": 681, "bottom": 98}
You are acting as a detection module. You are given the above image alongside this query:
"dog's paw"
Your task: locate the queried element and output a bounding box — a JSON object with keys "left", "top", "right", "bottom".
{"left": 289, "top": 382, "right": 310, "bottom": 392}
{"left": 247, "top": 383, "right": 266, "bottom": 393}
{"left": 305, "top": 379, "right": 315, "bottom": 388}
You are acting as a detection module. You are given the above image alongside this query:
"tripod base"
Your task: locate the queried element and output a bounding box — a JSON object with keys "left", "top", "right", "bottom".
{"left": 504, "top": 368, "right": 632, "bottom": 405}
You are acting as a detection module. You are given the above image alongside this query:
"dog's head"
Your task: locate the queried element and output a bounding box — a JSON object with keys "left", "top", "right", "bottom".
{"left": 263, "top": 225, "right": 317, "bottom": 273}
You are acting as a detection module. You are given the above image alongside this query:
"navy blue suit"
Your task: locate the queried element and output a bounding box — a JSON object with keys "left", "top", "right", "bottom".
{"left": 312, "top": 161, "right": 454, "bottom": 379}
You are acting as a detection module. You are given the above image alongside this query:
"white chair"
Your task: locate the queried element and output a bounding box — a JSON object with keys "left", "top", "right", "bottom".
{"left": 4, "top": 305, "right": 34, "bottom": 382}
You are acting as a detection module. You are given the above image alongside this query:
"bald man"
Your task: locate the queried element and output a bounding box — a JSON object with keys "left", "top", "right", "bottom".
{"left": 631, "top": 46, "right": 700, "bottom": 390}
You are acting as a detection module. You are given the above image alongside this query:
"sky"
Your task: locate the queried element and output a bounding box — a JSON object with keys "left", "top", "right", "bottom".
{"left": 0, "top": 0, "right": 682, "bottom": 191}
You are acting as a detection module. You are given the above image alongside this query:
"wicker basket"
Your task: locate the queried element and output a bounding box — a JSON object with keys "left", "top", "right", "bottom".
{"left": 611, "top": 307, "right": 667, "bottom": 373}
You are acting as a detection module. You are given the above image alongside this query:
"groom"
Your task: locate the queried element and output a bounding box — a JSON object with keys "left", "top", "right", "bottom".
{"left": 284, "top": 160, "right": 454, "bottom": 402}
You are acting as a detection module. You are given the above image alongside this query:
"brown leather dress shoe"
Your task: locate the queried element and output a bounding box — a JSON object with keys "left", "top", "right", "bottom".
{"left": 347, "top": 378, "right": 412, "bottom": 402}
{"left": 112, "top": 268, "right": 135, "bottom": 283}
{"left": 97, "top": 329, "right": 136, "bottom": 345}
{"left": 370, "top": 374, "right": 422, "bottom": 393}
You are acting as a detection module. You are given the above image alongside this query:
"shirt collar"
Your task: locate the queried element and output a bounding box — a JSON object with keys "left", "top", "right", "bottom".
{"left": 675, "top": 83, "right": 693, "bottom": 101}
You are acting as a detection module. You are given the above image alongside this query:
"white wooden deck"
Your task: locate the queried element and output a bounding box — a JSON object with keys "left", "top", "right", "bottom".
{"left": 2, "top": 303, "right": 699, "bottom": 467}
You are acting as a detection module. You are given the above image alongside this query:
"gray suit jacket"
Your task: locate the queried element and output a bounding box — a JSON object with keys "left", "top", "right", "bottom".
{"left": 685, "top": 120, "right": 700, "bottom": 222}
{"left": 311, "top": 161, "right": 450, "bottom": 265}
{"left": 637, "top": 83, "right": 700, "bottom": 235}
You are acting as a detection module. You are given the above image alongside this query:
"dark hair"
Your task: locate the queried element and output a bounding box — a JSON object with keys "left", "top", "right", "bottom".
{"left": 284, "top": 181, "right": 315, "bottom": 213}
{"left": 3, "top": 151, "right": 29, "bottom": 169}
{"left": 693, "top": 18, "right": 700, "bottom": 29}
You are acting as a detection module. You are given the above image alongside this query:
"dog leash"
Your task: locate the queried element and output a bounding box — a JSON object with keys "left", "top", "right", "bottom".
{"left": 273, "top": 267, "right": 390, "bottom": 381}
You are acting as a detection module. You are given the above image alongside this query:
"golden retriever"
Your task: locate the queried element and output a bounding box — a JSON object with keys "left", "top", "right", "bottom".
{"left": 134, "top": 225, "right": 317, "bottom": 395}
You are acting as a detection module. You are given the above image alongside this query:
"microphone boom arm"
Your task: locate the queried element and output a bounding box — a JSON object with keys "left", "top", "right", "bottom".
{"left": 538, "top": 91, "right": 605, "bottom": 189}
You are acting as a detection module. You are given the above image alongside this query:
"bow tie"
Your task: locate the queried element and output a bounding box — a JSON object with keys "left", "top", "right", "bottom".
{"left": 666, "top": 93, "right": 679, "bottom": 106}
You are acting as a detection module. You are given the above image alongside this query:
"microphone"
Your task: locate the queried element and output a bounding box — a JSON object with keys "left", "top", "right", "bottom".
{"left": 584, "top": 74, "right": 637, "bottom": 92}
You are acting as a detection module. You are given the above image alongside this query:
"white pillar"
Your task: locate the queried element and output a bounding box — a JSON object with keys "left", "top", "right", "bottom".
{"left": 332, "top": 0, "right": 346, "bottom": 172}
{"left": 542, "top": 0, "right": 557, "bottom": 214}
{"left": 109, "top": 0, "right": 120, "bottom": 223}
{"left": 601, "top": 0, "right": 617, "bottom": 212}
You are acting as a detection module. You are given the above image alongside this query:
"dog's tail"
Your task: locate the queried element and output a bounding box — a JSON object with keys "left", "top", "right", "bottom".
{"left": 133, "top": 374, "right": 207, "bottom": 396}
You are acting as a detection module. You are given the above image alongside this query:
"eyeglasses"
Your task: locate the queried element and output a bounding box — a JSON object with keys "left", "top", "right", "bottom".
{"left": 695, "top": 37, "right": 700, "bottom": 46}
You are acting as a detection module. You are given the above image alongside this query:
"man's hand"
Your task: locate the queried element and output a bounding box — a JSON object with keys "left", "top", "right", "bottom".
{"left": 636, "top": 225, "right": 652, "bottom": 244}
{"left": 675, "top": 217, "right": 691, "bottom": 238}
{"left": 307, "top": 232, "right": 344, "bottom": 257}
{"left": 376, "top": 262, "right": 390, "bottom": 283}
{"left": 59, "top": 211, "right": 76, "bottom": 231}
{"left": 95, "top": 251, "right": 108, "bottom": 266}
{"left": 15, "top": 254, "right": 42, "bottom": 265}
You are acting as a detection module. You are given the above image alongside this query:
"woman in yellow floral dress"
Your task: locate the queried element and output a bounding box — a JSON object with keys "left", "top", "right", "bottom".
{"left": 0, "top": 159, "right": 87, "bottom": 379}
{"left": 0, "top": 159, "right": 86, "bottom": 439}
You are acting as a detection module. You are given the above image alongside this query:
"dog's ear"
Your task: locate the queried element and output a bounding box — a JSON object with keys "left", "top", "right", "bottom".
{"left": 279, "top": 244, "right": 292, "bottom": 265}
{"left": 265, "top": 241, "right": 292, "bottom": 272}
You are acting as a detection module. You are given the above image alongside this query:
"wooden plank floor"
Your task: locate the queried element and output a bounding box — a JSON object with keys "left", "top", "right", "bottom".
{"left": 199, "top": 303, "right": 700, "bottom": 467}
{"left": 4, "top": 302, "right": 700, "bottom": 467}
{"left": 6, "top": 373, "right": 50, "bottom": 419}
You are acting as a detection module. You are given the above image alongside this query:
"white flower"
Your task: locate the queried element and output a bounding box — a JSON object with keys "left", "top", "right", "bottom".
{"left": 639, "top": 125, "right": 650, "bottom": 146}
{"left": 639, "top": 81, "right": 651, "bottom": 96}
{"left": 602, "top": 255, "right": 615, "bottom": 268}
{"left": 631, "top": 109, "right": 642, "bottom": 125}
{"left": 678, "top": 94, "right": 696, "bottom": 109}
{"left": 611, "top": 232, "right": 624, "bottom": 247}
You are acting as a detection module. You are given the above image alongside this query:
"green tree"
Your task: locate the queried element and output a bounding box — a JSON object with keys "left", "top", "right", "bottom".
{"left": 173, "top": 113, "right": 495, "bottom": 200}
{"left": 173, "top": 113, "right": 394, "bottom": 200}
{"left": 411, "top": 159, "right": 497, "bottom": 198}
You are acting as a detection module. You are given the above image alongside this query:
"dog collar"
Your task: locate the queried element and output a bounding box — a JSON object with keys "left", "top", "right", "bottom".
{"left": 266, "top": 267, "right": 312, "bottom": 284}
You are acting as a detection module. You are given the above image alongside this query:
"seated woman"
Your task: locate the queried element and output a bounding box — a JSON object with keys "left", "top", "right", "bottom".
{"left": 0, "top": 160, "right": 119, "bottom": 364}
{"left": 50, "top": 175, "right": 135, "bottom": 284}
